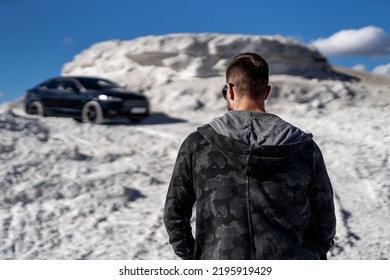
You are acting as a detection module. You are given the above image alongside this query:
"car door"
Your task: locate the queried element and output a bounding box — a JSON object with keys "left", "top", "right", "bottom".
{"left": 56, "top": 78, "right": 86, "bottom": 115}
{"left": 38, "top": 79, "right": 62, "bottom": 114}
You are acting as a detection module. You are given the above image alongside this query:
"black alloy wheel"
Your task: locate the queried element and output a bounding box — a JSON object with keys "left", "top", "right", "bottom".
{"left": 82, "top": 101, "right": 104, "bottom": 124}
{"left": 27, "top": 101, "right": 44, "bottom": 116}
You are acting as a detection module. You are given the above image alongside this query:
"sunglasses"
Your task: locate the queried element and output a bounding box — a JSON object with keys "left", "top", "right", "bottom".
{"left": 222, "top": 83, "right": 234, "bottom": 100}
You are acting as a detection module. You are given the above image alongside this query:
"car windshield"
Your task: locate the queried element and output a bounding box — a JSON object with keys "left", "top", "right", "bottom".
{"left": 77, "top": 78, "right": 121, "bottom": 90}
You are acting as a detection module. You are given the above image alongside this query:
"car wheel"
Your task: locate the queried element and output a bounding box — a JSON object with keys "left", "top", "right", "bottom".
{"left": 27, "top": 101, "right": 45, "bottom": 116}
{"left": 82, "top": 101, "right": 104, "bottom": 124}
{"left": 129, "top": 117, "right": 143, "bottom": 123}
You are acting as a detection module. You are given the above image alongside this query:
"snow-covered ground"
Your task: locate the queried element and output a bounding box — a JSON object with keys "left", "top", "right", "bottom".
{"left": 1, "top": 34, "right": 389, "bottom": 259}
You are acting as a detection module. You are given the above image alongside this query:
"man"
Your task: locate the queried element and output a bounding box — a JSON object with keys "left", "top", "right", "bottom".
{"left": 164, "top": 53, "right": 336, "bottom": 260}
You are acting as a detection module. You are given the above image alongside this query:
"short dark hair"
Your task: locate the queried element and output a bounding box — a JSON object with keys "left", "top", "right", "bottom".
{"left": 226, "top": 53, "right": 269, "bottom": 100}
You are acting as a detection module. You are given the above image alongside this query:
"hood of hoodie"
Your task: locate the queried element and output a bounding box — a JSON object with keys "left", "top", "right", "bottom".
{"left": 197, "top": 111, "right": 313, "bottom": 174}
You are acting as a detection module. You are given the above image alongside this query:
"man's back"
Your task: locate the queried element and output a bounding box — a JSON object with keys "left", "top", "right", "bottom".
{"left": 164, "top": 111, "right": 335, "bottom": 259}
{"left": 164, "top": 53, "right": 335, "bottom": 260}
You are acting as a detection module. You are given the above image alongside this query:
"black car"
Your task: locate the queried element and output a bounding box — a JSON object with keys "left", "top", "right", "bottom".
{"left": 24, "top": 76, "right": 149, "bottom": 123}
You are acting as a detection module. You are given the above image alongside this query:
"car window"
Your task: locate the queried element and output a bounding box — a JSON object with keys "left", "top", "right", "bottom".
{"left": 40, "top": 80, "right": 60, "bottom": 89}
{"left": 62, "top": 80, "right": 79, "bottom": 91}
{"left": 77, "top": 78, "right": 120, "bottom": 90}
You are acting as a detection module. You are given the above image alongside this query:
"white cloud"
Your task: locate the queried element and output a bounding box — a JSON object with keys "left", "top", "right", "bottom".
{"left": 352, "top": 64, "right": 366, "bottom": 72}
{"left": 372, "top": 63, "right": 390, "bottom": 76}
{"left": 311, "top": 26, "right": 390, "bottom": 57}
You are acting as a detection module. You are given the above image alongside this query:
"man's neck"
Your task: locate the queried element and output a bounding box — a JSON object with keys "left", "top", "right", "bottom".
{"left": 235, "top": 100, "right": 266, "bottom": 113}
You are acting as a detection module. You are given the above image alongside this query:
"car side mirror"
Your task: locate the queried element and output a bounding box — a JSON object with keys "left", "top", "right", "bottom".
{"left": 75, "top": 86, "right": 85, "bottom": 93}
{"left": 66, "top": 86, "right": 81, "bottom": 93}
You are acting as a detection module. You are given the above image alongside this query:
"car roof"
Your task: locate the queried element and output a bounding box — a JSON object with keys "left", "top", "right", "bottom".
{"left": 41, "top": 76, "right": 111, "bottom": 83}
{"left": 60, "top": 76, "right": 110, "bottom": 80}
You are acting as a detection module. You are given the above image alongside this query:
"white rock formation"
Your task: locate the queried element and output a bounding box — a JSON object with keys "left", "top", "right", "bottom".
{"left": 62, "top": 33, "right": 332, "bottom": 91}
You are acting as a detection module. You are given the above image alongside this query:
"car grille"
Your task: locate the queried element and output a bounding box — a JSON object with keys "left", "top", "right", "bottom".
{"left": 123, "top": 99, "right": 148, "bottom": 108}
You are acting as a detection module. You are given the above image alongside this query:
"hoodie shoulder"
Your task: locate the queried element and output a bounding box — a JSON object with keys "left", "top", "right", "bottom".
{"left": 185, "top": 125, "right": 215, "bottom": 151}
{"left": 196, "top": 124, "right": 253, "bottom": 154}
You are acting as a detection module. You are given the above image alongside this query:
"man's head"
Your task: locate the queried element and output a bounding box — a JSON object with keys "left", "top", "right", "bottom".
{"left": 225, "top": 52, "right": 271, "bottom": 111}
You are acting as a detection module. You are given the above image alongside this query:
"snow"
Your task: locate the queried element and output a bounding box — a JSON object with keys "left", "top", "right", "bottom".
{"left": 1, "top": 33, "right": 390, "bottom": 259}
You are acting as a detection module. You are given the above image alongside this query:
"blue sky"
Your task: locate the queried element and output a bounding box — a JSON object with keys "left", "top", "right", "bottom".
{"left": 1, "top": 0, "right": 390, "bottom": 103}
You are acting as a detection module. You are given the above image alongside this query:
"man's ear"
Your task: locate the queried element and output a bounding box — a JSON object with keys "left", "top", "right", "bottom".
{"left": 228, "top": 84, "right": 235, "bottom": 101}
{"left": 264, "top": 85, "right": 271, "bottom": 100}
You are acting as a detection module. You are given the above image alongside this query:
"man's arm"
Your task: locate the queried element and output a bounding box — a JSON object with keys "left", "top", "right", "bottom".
{"left": 164, "top": 137, "right": 196, "bottom": 260}
{"left": 309, "top": 143, "right": 336, "bottom": 258}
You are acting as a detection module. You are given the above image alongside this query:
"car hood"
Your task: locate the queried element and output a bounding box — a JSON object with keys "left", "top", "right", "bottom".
{"left": 100, "top": 88, "right": 146, "bottom": 99}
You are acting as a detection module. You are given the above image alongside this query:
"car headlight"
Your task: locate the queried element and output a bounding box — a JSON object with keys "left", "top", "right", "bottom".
{"left": 98, "top": 95, "right": 122, "bottom": 101}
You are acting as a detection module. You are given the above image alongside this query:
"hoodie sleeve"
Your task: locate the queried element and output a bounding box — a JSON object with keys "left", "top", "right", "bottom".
{"left": 164, "top": 137, "right": 196, "bottom": 260}
{"left": 308, "top": 142, "right": 336, "bottom": 258}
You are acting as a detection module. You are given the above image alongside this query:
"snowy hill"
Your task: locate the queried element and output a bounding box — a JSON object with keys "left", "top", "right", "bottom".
{"left": 62, "top": 33, "right": 338, "bottom": 117}
{"left": 62, "top": 33, "right": 333, "bottom": 80}
{"left": 1, "top": 33, "right": 390, "bottom": 259}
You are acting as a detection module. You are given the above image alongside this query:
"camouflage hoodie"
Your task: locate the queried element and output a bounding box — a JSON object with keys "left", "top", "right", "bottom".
{"left": 164, "top": 111, "right": 336, "bottom": 260}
